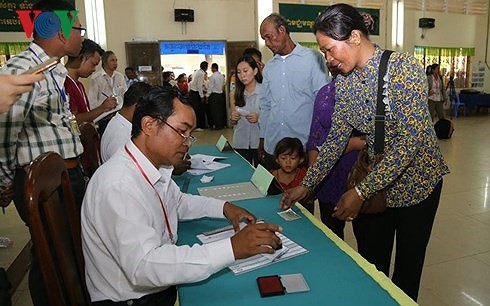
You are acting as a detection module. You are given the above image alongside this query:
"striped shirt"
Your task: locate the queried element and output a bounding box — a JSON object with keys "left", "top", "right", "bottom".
{"left": 0, "top": 42, "right": 83, "bottom": 186}
{"left": 302, "top": 45, "right": 449, "bottom": 208}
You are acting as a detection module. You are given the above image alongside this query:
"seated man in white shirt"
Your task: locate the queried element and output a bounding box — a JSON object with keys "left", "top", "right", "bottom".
{"left": 81, "top": 87, "right": 282, "bottom": 305}
{"left": 100, "top": 82, "right": 151, "bottom": 163}
{"left": 100, "top": 83, "right": 190, "bottom": 174}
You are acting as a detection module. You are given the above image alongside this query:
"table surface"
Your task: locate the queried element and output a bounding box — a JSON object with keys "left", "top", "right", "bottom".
{"left": 173, "top": 145, "right": 416, "bottom": 306}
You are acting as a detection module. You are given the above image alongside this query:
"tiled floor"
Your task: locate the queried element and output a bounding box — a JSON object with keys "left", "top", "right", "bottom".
{"left": 2, "top": 114, "right": 490, "bottom": 306}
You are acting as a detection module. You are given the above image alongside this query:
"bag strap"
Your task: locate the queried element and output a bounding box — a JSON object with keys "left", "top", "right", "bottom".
{"left": 374, "top": 50, "right": 393, "bottom": 154}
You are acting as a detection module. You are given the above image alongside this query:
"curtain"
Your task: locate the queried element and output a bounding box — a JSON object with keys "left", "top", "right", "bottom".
{"left": 299, "top": 41, "right": 320, "bottom": 51}
{"left": 414, "top": 46, "right": 475, "bottom": 57}
{"left": 0, "top": 42, "right": 30, "bottom": 56}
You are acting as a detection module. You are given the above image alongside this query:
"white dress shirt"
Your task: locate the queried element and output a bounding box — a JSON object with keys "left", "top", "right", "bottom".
{"left": 189, "top": 69, "right": 207, "bottom": 98}
{"left": 81, "top": 140, "right": 235, "bottom": 302}
{"left": 206, "top": 71, "right": 225, "bottom": 97}
{"left": 88, "top": 69, "right": 128, "bottom": 109}
{"left": 100, "top": 113, "right": 131, "bottom": 162}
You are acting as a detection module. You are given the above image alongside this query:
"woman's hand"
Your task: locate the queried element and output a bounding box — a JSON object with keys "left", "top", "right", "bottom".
{"left": 280, "top": 186, "right": 310, "bottom": 210}
{"left": 332, "top": 188, "right": 364, "bottom": 221}
{"left": 345, "top": 136, "right": 366, "bottom": 154}
{"left": 246, "top": 112, "right": 259, "bottom": 123}
{"left": 230, "top": 111, "right": 240, "bottom": 124}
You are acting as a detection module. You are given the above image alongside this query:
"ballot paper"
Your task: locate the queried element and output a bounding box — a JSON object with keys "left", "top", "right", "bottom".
{"left": 197, "top": 164, "right": 283, "bottom": 202}
{"left": 197, "top": 222, "right": 308, "bottom": 275}
{"left": 93, "top": 102, "right": 122, "bottom": 123}
{"left": 235, "top": 106, "right": 250, "bottom": 117}
{"left": 187, "top": 154, "right": 230, "bottom": 175}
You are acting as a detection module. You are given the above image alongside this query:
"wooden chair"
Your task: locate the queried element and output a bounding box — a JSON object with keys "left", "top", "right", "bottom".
{"left": 24, "top": 152, "right": 92, "bottom": 305}
{"left": 79, "top": 122, "right": 101, "bottom": 177}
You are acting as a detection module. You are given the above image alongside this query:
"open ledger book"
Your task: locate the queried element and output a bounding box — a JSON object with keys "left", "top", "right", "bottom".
{"left": 197, "top": 222, "right": 308, "bottom": 275}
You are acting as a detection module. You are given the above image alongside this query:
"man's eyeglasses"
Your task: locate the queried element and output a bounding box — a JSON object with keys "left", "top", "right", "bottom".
{"left": 157, "top": 119, "right": 197, "bottom": 146}
{"left": 72, "top": 26, "right": 86, "bottom": 36}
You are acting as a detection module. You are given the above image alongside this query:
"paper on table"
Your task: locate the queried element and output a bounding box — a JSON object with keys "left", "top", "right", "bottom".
{"left": 197, "top": 164, "right": 280, "bottom": 201}
{"left": 197, "top": 222, "right": 308, "bottom": 275}
{"left": 187, "top": 154, "right": 230, "bottom": 175}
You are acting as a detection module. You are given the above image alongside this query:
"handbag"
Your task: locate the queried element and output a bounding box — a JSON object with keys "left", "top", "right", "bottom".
{"left": 346, "top": 50, "right": 393, "bottom": 214}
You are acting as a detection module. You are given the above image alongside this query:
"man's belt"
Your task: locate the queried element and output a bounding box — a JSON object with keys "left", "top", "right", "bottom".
{"left": 18, "top": 157, "right": 80, "bottom": 172}
{"left": 63, "top": 157, "right": 80, "bottom": 169}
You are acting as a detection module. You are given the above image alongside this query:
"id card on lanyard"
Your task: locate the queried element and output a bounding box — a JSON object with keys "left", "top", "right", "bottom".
{"left": 29, "top": 47, "right": 81, "bottom": 136}
{"left": 57, "top": 75, "right": 80, "bottom": 136}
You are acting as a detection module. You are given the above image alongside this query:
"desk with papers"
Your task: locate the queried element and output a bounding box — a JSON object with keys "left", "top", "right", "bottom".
{"left": 173, "top": 145, "right": 416, "bottom": 306}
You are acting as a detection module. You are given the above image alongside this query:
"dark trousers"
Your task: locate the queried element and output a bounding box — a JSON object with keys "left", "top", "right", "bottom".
{"left": 319, "top": 201, "right": 346, "bottom": 240}
{"left": 352, "top": 179, "right": 443, "bottom": 301}
{"left": 189, "top": 90, "right": 207, "bottom": 129}
{"left": 13, "top": 165, "right": 86, "bottom": 306}
{"left": 93, "top": 286, "right": 177, "bottom": 306}
{"left": 236, "top": 148, "right": 259, "bottom": 167}
{"left": 207, "top": 93, "right": 226, "bottom": 129}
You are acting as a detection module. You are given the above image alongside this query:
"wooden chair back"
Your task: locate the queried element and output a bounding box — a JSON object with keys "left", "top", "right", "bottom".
{"left": 24, "top": 152, "right": 91, "bottom": 305}
{"left": 79, "top": 122, "right": 101, "bottom": 177}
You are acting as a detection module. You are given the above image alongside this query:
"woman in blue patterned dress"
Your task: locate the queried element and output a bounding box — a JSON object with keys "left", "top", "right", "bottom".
{"left": 280, "top": 3, "right": 449, "bottom": 301}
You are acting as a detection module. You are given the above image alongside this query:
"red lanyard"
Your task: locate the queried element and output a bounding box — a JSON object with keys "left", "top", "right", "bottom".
{"left": 125, "top": 145, "right": 175, "bottom": 244}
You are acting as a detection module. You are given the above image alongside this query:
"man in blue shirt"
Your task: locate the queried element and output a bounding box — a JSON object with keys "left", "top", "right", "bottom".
{"left": 258, "top": 13, "right": 329, "bottom": 169}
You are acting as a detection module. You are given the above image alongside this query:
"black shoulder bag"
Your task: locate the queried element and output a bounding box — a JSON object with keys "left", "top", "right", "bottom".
{"left": 346, "top": 50, "right": 393, "bottom": 214}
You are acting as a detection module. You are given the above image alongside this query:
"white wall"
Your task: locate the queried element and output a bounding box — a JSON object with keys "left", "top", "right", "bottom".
{"left": 1, "top": 0, "right": 489, "bottom": 91}
{"left": 404, "top": 9, "right": 490, "bottom": 91}
{"left": 404, "top": 10, "right": 485, "bottom": 51}
{"left": 103, "top": 0, "right": 256, "bottom": 69}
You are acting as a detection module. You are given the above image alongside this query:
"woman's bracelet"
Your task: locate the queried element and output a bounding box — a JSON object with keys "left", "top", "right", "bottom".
{"left": 354, "top": 185, "right": 366, "bottom": 201}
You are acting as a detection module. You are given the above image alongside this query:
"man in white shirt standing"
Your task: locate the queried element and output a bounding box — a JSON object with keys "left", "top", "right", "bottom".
{"left": 88, "top": 50, "right": 128, "bottom": 134}
{"left": 188, "top": 61, "right": 208, "bottom": 130}
{"left": 82, "top": 86, "right": 282, "bottom": 305}
{"left": 206, "top": 63, "right": 226, "bottom": 129}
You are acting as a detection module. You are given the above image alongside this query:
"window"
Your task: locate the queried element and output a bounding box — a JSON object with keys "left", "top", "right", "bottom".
{"left": 414, "top": 46, "right": 475, "bottom": 88}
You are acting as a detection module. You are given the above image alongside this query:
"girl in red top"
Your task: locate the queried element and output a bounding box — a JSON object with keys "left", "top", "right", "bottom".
{"left": 271, "top": 137, "right": 307, "bottom": 189}
{"left": 270, "top": 137, "right": 312, "bottom": 211}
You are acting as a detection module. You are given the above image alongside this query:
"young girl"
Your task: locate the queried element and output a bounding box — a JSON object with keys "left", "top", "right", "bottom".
{"left": 270, "top": 137, "right": 313, "bottom": 212}
{"left": 230, "top": 56, "right": 263, "bottom": 166}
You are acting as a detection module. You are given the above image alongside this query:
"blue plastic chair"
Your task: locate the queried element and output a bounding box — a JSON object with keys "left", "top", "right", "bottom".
{"left": 451, "top": 92, "right": 465, "bottom": 118}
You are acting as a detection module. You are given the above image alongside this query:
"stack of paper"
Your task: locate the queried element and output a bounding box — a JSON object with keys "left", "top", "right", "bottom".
{"left": 197, "top": 223, "right": 308, "bottom": 275}
{"left": 188, "top": 154, "right": 230, "bottom": 175}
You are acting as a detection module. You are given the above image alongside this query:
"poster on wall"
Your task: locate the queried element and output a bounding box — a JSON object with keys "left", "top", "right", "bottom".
{"left": 278, "top": 3, "right": 379, "bottom": 36}
{"left": 471, "top": 62, "right": 485, "bottom": 88}
{"left": 0, "top": 0, "right": 75, "bottom": 32}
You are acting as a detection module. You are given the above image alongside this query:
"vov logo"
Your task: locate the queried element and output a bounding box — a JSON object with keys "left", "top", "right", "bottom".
{"left": 16, "top": 10, "right": 79, "bottom": 39}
